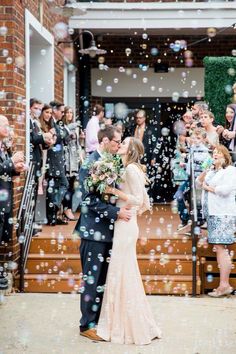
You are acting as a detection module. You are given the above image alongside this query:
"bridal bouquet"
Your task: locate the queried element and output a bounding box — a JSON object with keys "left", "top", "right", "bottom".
{"left": 84, "top": 153, "right": 124, "bottom": 194}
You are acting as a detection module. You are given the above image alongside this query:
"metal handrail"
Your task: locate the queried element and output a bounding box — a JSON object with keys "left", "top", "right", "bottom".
{"left": 16, "top": 161, "right": 36, "bottom": 292}
{"left": 189, "top": 150, "right": 198, "bottom": 297}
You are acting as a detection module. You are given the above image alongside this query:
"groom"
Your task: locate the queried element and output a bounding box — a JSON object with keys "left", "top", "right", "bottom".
{"left": 74, "top": 125, "right": 131, "bottom": 340}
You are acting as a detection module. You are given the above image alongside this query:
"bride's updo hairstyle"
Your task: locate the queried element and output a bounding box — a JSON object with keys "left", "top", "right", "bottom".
{"left": 126, "top": 137, "right": 145, "bottom": 168}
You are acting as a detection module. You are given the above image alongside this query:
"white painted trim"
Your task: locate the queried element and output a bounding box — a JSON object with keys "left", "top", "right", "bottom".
{"left": 69, "top": 2, "right": 236, "bottom": 30}
{"left": 25, "top": 9, "right": 54, "bottom": 162}
{"left": 73, "top": 2, "right": 236, "bottom": 11}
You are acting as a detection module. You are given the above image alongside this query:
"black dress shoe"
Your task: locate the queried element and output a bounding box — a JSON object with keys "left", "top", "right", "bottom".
{"left": 47, "top": 221, "right": 56, "bottom": 226}
{"left": 56, "top": 218, "right": 68, "bottom": 225}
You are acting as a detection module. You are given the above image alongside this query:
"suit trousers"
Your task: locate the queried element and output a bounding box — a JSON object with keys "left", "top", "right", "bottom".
{"left": 79, "top": 238, "right": 112, "bottom": 331}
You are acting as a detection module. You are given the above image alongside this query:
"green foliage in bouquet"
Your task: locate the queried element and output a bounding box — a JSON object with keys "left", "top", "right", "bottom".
{"left": 84, "top": 153, "right": 124, "bottom": 194}
{"left": 203, "top": 56, "right": 236, "bottom": 125}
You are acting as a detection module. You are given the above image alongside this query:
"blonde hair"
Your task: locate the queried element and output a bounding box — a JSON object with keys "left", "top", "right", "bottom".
{"left": 214, "top": 144, "right": 232, "bottom": 168}
{"left": 125, "top": 137, "right": 147, "bottom": 173}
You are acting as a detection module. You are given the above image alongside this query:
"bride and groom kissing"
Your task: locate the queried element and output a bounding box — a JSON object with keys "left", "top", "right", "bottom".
{"left": 74, "top": 125, "right": 161, "bottom": 345}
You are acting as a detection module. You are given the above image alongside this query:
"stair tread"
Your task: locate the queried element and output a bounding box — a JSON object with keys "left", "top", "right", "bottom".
{"left": 20, "top": 273, "right": 199, "bottom": 281}
{"left": 33, "top": 235, "right": 191, "bottom": 240}
{"left": 27, "top": 253, "right": 194, "bottom": 260}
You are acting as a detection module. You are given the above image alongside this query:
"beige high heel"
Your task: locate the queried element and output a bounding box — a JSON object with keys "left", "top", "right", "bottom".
{"left": 208, "top": 287, "right": 233, "bottom": 298}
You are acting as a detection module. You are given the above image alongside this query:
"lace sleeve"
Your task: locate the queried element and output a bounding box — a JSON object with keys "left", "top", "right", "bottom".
{"left": 126, "top": 164, "right": 150, "bottom": 214}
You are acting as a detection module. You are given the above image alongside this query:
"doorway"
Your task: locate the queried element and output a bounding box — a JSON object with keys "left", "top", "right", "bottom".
{"left": 102, "top": 98, "right": 189, "bottom": 202}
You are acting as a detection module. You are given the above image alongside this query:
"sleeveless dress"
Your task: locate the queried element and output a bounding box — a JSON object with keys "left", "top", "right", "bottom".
{"left": 97, "top": 163, "right": 162, "bottom": 345}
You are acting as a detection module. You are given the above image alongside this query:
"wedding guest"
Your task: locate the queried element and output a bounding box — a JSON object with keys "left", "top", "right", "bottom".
{"left": 85, "top": 104, "right": 104, "bottom": 154}
{"left": 46, "top": 103, "right": 69, "bottom": 226}
{"left": 30, "top": 99, "right": 53, "bottom": 233}
{"left": 62, "top": 106, "right": 81, "bottom": 220}
{"left": 0, "top": 115, "right": 26, "bottom": 244}
{"left": 97, "top": 137, "right": 161, "bottom": 344}
{"left": 197, "top": 145, "right": 236, "bottom": 297}
{"left": 38, "top": 104, "right": 55, "bottom": 195}
{"left": 200, "top": 110, "right": 219, "bottom": 148}
{"left": 191, "top": 101, "right": 209, "bottom": 122}
{"left": 124, "top": 110, "right": 157, "bottom": 198}
{"left": 216, "top": 104, "right": 236, "bottom": 155}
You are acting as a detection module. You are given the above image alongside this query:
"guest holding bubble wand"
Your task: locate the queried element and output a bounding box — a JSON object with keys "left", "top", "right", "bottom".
{"left": 197, "top": 145, "right": 236, "bottom": 297}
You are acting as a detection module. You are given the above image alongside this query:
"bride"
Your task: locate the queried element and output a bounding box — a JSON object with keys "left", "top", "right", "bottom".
{"left": 96, "top": 137, "right": 162, "bottom": 345}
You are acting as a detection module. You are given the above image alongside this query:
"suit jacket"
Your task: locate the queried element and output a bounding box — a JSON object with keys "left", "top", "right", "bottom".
{"left": 74, "top": 150, "right": 120, "bottom": 243}
{"left": 46, "top": 121, "right": 69, "bottom": 178}
{"left": 0, "top": 151, "right": 18, "bottom": 213}
{"left": 30, "top": 120, "right": 44, "bottom": 178}
{"left": 125, "top": 124, "right": 157, "bottom": 170}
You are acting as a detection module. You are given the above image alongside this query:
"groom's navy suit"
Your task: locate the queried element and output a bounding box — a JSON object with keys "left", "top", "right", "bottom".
{"left": 74, "top": 150, "right": 120, "bottom": 331}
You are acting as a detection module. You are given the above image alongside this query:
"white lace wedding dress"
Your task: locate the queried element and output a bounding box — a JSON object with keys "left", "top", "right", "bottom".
{"left": 97, "top": 163, "right": 162, "bottom": 345}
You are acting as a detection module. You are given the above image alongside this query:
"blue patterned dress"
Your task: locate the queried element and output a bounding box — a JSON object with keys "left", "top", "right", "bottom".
{"left": 203, "top": 171, "right": 236, "bottom": 245}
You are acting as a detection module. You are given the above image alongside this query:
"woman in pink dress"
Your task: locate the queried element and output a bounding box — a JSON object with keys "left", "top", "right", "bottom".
{"left": 97, "top": 137, "right": 162, "bottom": 345}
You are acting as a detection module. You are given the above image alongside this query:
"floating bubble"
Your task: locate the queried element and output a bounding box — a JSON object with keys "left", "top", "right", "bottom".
{"left": 96, "top": 79, "right": 102, "bottom": 86}
{"left": 125, "top": 68, "right": 132, "bottom": 76}
{"left": 232, "top": 49, "right": 236, "bottom": 56}
{"left": 132, "top": 73, "right": 137, "bottom": 79}
{"left": 150, "top": 47, "right": 159, "bottom": 56}
{"left": 207, "top": 264, "right": 213, "bottom": 272}
{"left": 141, "top": 65, "right": 148, "bottom": 72}
{"left": 0, "top": 91, "right": 6, "bottom": 99}
{"left": 68, "top": 64, "right": 75, "bottom": 71}
{"left": 225, "top": 84, "right": 232, "bottom": 95}
{"left": 98, "top": 56, "right": 105, "bottom": 64}
{"left": 53, "top": 22, "right": 68, "bottom": 40}
{"left": 158, "top": 87, "right": 163, "bottom": 93}
{"left": 0, "top": 26, "right": 8, "bottom": 36}
{"left": 99, "top": 64, "right": 104, "bottom": 71}
{"left": 185, "top": 58, "right": 193, "bottom": 67}
{"left": 40, "top": 49, "right": 46, "bottom": 56}
{"left": 142, "top": 77, "right": 148, "bottom": 84}
{"left": 18, "top": 235, "right": 25, "bottom": 243}
{"left": 114, "top": 102, "right": 128, "bottom": 120}
{"left": 113, "top": 77, "right": 119, "bottom": 84}
{"left": 125, "top": 48, "right": 131, "bottom": 56}
{"left": 15, "top": 56, "right": 25, "bottom": 68}
{"left": 68, "top": 28, "right": 74, "bottom": 35}
{"left": 206, "top": 274, "right": 213, "bottom": 283}
{"left": 6, "top": 57, "right": 13, "bottom": 65}
{"left": 150, "top": 86, "right": 156, "bottom": 91}
{"left": 142, "top": 33, "right": 148, "bottom": 40}
{"left": 172, "top": 91, "right": 180, "bottom": 102}
{"left": 207, "top": 27, "right": 216, "bottom": 38}
{"left": 183, "top": 91, "right": 189, "bottom": 98}
{"left": 228, "top": 68, "right": 235, "bottom": 76}
{"left": 161, "top": 127, "right": 170, "bottom": 136}
{"left": 2, "top": 49, "right": 9, "bottom": 57}
{"left": 184, "top": 50, "right": 193, "bottom": 59}
{"left": 106, "top": 85, "right": 112, "bottom": 93}
{"left": 119, "top": 66, "right": 125, "bottom": 73}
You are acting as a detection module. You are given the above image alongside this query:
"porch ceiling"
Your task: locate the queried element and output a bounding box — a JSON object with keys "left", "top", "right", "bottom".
{"left": 69, "top": 2, "right": 236, "bottom": 35}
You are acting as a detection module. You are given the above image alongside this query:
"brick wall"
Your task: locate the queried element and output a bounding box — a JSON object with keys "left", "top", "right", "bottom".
{"left": 0, "top": 0, "right": 66, "bottom": 265}
{"left": 92, "top": 34, "right": 235, "bottom": 69}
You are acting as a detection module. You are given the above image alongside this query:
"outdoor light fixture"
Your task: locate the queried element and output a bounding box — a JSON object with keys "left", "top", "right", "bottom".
{"left": 50, "top": 0, "right": 86, "bottom": 17}
{"left": 79, "top": 30, "right": 107, "bottom": 58}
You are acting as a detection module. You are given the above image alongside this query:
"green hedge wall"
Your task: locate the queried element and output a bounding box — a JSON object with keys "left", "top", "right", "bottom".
{"left": 203, "top": 56, "right": 236, "bottom": 125}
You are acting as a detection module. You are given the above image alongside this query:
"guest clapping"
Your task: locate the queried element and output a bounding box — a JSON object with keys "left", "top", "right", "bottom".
{"left": 197, "top": 145, "right": 236, "bottom": 297}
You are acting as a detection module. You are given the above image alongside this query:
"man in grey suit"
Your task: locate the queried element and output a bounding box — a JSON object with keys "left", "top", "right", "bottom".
{"left": 75, "top": 125, "right": 131, "bottom": 341}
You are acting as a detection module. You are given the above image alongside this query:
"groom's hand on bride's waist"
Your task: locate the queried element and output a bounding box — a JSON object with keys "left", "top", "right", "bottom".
{"left": 117, "top": 206, "right": 132, "bottom": 221}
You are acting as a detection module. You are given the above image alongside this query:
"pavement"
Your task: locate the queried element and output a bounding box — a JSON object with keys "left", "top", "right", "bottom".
{"left": 0, "top": 293, "right": 236, "bottom": 354}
